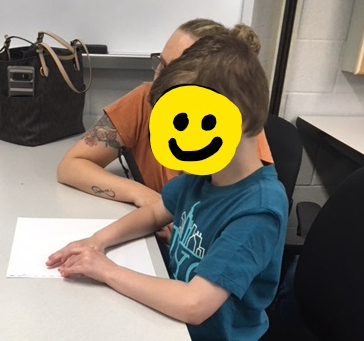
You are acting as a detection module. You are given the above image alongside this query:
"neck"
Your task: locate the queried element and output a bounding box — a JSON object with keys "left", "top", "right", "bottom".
{"left": 210, "top": 135, "right": 263, "bottom": 187}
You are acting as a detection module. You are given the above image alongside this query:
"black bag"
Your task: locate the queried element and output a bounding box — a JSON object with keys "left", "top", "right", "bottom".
{"left": 0, "top": 31, "right": 92, "bottom": 146}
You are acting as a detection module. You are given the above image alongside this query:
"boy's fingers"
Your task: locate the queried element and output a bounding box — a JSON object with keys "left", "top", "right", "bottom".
{"left": 46, "top": 247, "right": 72, "bottom": 267}
{"left": 46, "top": 253, "right": 62, "bottom": 267}
{"left": 46, "top": 244, "right": 78, "bottom": 266}
{"left": 59, "top": 265, "right": 83, "bottom": 278}
{"left": 46, "top": 242, "right": 96, "bottom": 268}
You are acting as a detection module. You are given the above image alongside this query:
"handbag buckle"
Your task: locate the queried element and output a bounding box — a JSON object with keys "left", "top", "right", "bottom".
{"left": 36, "top": 32, "right": 44, "bottom": 44}
{"left": 3, "top": 35, "right": 11, "bottom": 49}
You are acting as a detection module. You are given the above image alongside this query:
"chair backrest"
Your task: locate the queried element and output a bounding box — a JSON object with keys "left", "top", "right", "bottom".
{"left": 294, "top": 166, "right": 364, "bottom": 340}
{"left": 265, "top": 114, "right": 303, "bottom": 213}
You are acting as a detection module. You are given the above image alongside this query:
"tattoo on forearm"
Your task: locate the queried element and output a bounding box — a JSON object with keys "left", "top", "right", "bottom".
{"left": 91, "top": 186, "right": 116, "bottom": 198}
{"left": 83, "top": 115, "right": 121, "bottom": 149}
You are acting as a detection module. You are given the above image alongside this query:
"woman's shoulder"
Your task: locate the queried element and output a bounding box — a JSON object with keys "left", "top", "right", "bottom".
{"left": 120, "top": 81, "right": 152, "bottom": 102}
{"left": 104, "top": 82, "right": 152, "bottom": 115}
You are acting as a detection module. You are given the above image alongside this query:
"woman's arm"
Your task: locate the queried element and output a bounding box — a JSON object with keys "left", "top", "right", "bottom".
{"left": 57, "top": 115, "right": 160, "bottom": 207}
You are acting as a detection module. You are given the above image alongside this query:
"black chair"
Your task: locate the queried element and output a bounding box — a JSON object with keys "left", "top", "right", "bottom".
{"left": 296, "top": 200, "right": 321, "bottom": 239}
{"left": 265, "top": 114, "right": 303, "bottom": 214}
{"left": 265, "top": 166, "right": 364, "bottom": 340}
{"left": 294, "top": 166, "right": 364, "bottom": 340}
{"left": 265, "top": 114, "right": 303, "bottom": 280}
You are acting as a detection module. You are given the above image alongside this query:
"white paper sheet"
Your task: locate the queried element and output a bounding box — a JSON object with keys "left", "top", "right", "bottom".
{"left": 6, "top": 217, "right": 156, "bottom": 278}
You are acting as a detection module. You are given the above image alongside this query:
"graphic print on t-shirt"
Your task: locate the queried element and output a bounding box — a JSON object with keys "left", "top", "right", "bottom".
{"left": 169, "top": 201, "right": 205, "bottom": 282}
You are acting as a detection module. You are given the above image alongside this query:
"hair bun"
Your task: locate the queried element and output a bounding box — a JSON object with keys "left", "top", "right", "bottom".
{"left": 230, "top": 24, "right": 261, "bottom": 56}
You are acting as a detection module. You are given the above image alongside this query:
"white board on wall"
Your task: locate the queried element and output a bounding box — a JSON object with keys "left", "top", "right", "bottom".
{"left": 0, "top": 0, "right": 254, "bottom": 55}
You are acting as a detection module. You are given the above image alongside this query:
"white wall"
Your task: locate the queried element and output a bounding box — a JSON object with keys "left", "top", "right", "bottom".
{"left": 280, "top": 0, "right": 364, "bottom": 123}
{"left": 252, "top": 0, "right": 364, "bottom": 124}
{"left": 1, "top": 0, "right": 244, "bottom": 55}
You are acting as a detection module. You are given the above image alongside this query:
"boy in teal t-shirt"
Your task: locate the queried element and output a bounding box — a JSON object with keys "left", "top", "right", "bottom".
{"left": 163, "top": 167, "right": 287, "bottom": 340}
{"left": 47, "top": 32, "right": 288, "bottom": 340}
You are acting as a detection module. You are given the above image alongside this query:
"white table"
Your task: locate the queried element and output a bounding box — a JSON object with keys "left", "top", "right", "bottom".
{"left": 297, "top": 115, "right": 364, "bottom": 165}
{"left": 0, "top": 117, "right": 191, "bottom": 341}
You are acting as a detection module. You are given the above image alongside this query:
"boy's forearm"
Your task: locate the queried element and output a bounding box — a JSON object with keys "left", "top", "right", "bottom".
{"left": 92, "top": 200, "right": 172, "bottom": 249}
{"left": 104, "top": 267, "right": 229, "bottom": 325}
{"left": 105, "top": 266, "right": 193, "bottom": 323}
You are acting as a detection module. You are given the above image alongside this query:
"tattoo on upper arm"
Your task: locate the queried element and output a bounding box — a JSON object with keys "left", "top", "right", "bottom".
{"left": 83, "top": 115, "right": 121, "bottom": 149}
{"left": 91, "top": 186, "right": 116, "bottom": 198}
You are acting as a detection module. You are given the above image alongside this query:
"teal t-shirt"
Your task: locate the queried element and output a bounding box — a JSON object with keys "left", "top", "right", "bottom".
{"left": 161, "top": 165, "right": 288, "bottom": 341}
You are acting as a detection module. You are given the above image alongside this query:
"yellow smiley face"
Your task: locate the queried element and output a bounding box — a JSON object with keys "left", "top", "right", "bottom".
{"left": 149, "top": 85, "right": 242, "bottom": 175}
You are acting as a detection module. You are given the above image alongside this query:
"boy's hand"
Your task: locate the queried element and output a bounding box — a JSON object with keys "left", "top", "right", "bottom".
{"left": 46, "top": 238, "right": 103, "bottom": 268}
{"left": 57, "top": 246, "right": 116, "bottom": 282}
{"left": 155, "top": 223, "right": 173, "bottom": 244}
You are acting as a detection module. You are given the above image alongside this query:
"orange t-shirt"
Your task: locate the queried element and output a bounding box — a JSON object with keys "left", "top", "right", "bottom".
{"left": 105, "top": 82, "right": 273, "bottom": 192}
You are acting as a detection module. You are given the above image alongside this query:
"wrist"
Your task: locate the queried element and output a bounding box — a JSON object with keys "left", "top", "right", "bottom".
{"left": 104, "top": 264, "right": 129, "bottom": 291}
{"left": 90, "top": 231, "right": 109, "bottom": 251}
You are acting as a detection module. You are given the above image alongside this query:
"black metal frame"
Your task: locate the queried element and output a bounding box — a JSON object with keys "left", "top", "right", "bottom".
{"left": 268, "top": 0, "right": 299, "bottom": 116}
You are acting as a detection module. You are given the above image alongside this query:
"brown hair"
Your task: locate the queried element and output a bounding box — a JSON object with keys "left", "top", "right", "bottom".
{"left": 149, "top": 33, "right": 269, "bottom": 137}
{"left": 179, "top": 19, "right": 261, "bottom": 56}
{"left": 178, "top": 18, "right": 228, "bottom": 40}
{"left": 230, "top": 23, "right": 261, "bottom": 56}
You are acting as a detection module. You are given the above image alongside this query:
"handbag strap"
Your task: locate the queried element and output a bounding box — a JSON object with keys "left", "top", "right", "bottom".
{"left": 36, "top": 31, "right": 75, "bottom": 55}
{"left": 35, "top": 31, "right": 92, "bottom": 94}
{"left": 71, "top": 38, "right": 92, "bottom": 78}
{"left": 1, "top": 35, "right": 35, "bottom": 60}
{"left": 1, "top": 32, "right": 92, "bottom": 94}
{"left": 37, "top": 41, "right": 92, "bottom": 94}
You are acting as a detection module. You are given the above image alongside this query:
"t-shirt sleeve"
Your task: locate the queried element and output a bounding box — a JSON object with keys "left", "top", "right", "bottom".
{"left": 103, "top": 82, "right": 152, "bottom": 149}
{"left": 195, "top": 211, "right": 281, "bottom": 299}
{"left": 161, "top": 174, "right": 186, "bottom": 215}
